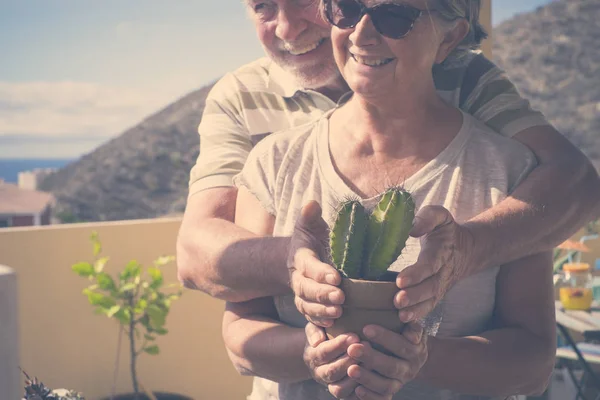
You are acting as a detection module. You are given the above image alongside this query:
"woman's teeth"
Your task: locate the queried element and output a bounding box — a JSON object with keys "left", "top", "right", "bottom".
{"left": 287, "top": 38, "right": 325, "bottom": 56}
{"left": 352, "top": 54, "right": 394, "bottom": 67}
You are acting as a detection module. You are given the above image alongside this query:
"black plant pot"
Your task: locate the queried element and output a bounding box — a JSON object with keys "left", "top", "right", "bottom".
{"left": 100, "top": 392, "right": 193, "bottom": 400}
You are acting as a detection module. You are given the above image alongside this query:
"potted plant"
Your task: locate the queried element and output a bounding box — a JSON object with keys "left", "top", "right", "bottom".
{"left": 21, "top": 369, "right": 85, "bottom": 400}
{"left": 71, "top": 232, "right": 189, "bottom": 400}
{"left": 325, "top": 187, "right": 414, "bottom": 350}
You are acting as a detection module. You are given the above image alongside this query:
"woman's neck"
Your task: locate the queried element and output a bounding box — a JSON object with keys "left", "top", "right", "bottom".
{"left": 332, "top": 89, "right": 462, "bottom": 160}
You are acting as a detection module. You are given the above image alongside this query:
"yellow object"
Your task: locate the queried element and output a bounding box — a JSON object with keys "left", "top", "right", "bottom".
{"left": 560, "top": 287, "right": 593, "bottom": 310}
{"left": 564, "top": 263, "right": 591, "bottom": 272}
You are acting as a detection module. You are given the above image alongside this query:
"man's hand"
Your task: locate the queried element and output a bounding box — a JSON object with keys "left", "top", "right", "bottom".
{"left": 303, "top": 322, "right": 360, "bottom": 399}
{"left": 288, "top": 201, "right": 345, "bottom": 327}
{"left": 394, "top": 206, "right": 476, "bottom": 323}
{"left": 346, "top": 322, "right": 428, "bottom": 399}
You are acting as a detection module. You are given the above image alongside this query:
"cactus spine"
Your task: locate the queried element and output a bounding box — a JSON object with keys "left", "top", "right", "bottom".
{"left": 329, "top": 188, "right": 415, "bottom": 281}
{"left": 330, "top": 200, "right": 368, "bottom": 279}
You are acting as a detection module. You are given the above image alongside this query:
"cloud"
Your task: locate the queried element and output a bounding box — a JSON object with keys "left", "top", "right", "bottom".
{"left": 0, "top": 81, "right": 175, "bottom": 138}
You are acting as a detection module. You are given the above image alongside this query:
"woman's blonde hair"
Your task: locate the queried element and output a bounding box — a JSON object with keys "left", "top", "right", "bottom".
{"left": 430, "top": 0, "right": 488, "bottom": 49}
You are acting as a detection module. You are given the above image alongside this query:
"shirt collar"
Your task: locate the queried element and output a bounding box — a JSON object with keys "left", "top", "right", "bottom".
{"left": 267, "top": 60, "right": 308, "bottom": 98}
{"left": 267, "top": 58, "right": 354, "bottom": 106}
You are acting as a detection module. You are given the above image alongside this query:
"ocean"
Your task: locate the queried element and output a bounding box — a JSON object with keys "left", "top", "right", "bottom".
{"left": 0, "top": 159, "right": 74, "bottom": 183}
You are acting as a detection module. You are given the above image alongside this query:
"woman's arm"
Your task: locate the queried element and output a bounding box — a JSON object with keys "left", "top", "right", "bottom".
{"left": 222, "top": 185, "right": 311, "bottom": 383}
{"left": 415, "top": 251, "right": 557, "bottom": 397}
{"left": 223, "top": 297, "right": 311, "bottom": 383}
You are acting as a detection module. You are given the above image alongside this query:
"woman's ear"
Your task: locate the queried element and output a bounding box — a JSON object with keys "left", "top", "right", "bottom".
{"left": 435, "top": 19, "right": 470, "bottom": 64}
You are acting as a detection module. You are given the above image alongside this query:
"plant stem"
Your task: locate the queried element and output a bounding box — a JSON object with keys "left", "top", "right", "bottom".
{"left": 129, "top": 298, "right": 139, "bottom": 396}
{"left": 111, "top": 324, "right": 123, "bottom": 400}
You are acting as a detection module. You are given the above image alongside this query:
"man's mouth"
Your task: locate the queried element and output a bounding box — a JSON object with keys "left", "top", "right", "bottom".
{"left": 351, "top": 53, "right": 394, "bottom": 67}
{"left": 286, "top": 38, "right": 327, "bottom": 56}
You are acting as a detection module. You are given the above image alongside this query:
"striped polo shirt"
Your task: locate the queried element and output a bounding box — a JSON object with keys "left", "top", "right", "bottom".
{"left": 188, "top": 51, "right": 549, "bottom": 196}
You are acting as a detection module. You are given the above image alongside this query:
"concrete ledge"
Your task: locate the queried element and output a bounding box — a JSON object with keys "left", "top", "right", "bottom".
{"left": 0, "top": 265, "right": 19, "bottom": 400}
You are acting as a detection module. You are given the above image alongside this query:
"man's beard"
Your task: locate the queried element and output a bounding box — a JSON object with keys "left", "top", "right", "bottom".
{"left": 265, "top": 28, "right": 342, "bottom": 90}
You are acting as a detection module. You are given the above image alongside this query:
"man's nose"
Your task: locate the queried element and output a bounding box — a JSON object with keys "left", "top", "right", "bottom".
{"left": 275, "top": 4, "right": 308, "bottom": 42}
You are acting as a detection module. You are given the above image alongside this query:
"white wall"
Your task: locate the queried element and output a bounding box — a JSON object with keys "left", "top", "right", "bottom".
{"left": 0, "top": 265, "right": 19, "bottom": 400}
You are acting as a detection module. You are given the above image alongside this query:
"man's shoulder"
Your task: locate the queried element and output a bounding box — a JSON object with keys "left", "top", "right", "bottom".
{"left": 463, "top": 113, "right": 537, "bottom": 170}
{"left": 209, "top": 57, "right": 273, "bottom": 95}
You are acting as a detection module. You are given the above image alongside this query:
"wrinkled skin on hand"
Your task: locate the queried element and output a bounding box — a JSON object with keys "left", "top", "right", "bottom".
{"left": 288, "top": 201, "right": 346, "bottom": 327}
{"left": 346, "top": 322, "right": 428, "bottom": 399}
{"left": 394, "top": 205, "right": 476, "bottom": 323}
{"left": 304, "top": 321, "right": 428, "bottom": 400}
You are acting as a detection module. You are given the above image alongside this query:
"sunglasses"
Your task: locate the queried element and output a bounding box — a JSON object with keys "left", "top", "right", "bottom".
{"left": 324, "top": 0, "right": 432, "bottom": 39}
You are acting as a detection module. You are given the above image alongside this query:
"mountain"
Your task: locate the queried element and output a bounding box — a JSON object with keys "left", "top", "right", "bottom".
{"left": 40, "top": 0, "right": 599, "bottom": 222}
{"left": 38, "top": 83, "right": 215, "bottom": 222}
{"left": 492, "top": 0, "right": 600, "bottom": 169}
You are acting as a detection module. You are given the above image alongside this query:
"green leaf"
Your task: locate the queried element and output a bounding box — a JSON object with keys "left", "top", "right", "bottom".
{"left": 94, "top": 256, "right": 109, "bottom": 273}
{"left": 154, "top": 327, "right": 168, "bottom": 335}
{"left": 120, "top": 260, "right": 142, "bottom": 281}
{"left": 134, "top": 298, "right": 148, "bottom": 314}
{"left": 144, "top": 333, "right": 155, "bottom": 341}
{"left": 120, "top": 282, "right": 137, "bottom": 293}
{"left": 114, "top": 308, "right": 131, "bottom": 325}
{"left": 143, "top": 345, "right": 160, "bottom": 355}
{"left": 96, "top": 273, "right": 117, "bottom": 292}
{"left": 72, "top": 262, "right": 95, "bottom": 277}
{"left": 146, "top": 304, "right": 166, "bottom": 328}
{"left": 83, "top": 288, "right": 116, "bottom": 308}
{"left": 90, "top": 232, "right": 102, "bottom": 257}
{"left": 153, "top": 255, "right": 175, "bottom": 268}
{"left": 147, "top": 267, "right": 163, "bottom": 289}
{"left": 107, "top": 305, "right": 121, "bottom": 317}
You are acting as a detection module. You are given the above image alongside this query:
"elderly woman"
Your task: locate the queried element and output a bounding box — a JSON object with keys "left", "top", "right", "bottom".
{"left": 223, "top": 0, "right": 556, "bottom": 399}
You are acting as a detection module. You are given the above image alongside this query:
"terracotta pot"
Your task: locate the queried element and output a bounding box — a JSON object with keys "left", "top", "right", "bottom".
{"left": 325, "top": 277, "right": 405, "bottom": 353}
{"left": 100, "top": 392, "right": 192, "bottom": 400}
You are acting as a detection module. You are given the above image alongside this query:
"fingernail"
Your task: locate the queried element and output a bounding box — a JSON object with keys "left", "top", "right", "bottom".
{"left": 396, "top": 292, "right": 409, "bottom": 308}
{"left": 326, "top": 306, "right": 339, "bottom": 317}
{"left": 329, "top": 290, "right": 343, "bottom": 304}
{"left": 310, "top": 332, "right": 322, "bottom": 346}
{"left": 346, "top": 335, "right": 359, "bottom": 345}
{"left": 351, "top": 347, "right": 363, "bottom": 358}
{"left": 363, "top": 326, "right": 376, "bottom": 338}
{"left": 399, "top": 277, "right": 410, "bottom": 287}
{"left": 401, "top": 312, "right": 414, "bottom": 322}
{"left": 326, "top": 274, "right": 338, "bottom": 285}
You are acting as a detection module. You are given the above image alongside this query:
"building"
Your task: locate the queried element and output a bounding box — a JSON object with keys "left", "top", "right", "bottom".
{"left": 0, "top": 178, "right": 55, "bottom": 227}
{"left": 18, "top": 168, "right": 57, "bottom": 191}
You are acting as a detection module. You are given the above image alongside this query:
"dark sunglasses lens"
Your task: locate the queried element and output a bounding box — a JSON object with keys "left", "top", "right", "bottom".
{"left": 329, "top": 0, "right": 363, "bottom": 28}
{"left": 371, "top": 4, "right": 420, "bottom": 38}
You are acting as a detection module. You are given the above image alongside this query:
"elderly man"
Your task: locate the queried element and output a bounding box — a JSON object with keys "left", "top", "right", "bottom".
{"left": 176, "top": 0, "right": 599, "bottom": 328}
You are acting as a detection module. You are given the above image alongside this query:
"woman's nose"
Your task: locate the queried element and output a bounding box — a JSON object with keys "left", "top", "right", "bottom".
{"left": 348, "top": 13, "right": 381, "bottom": 47}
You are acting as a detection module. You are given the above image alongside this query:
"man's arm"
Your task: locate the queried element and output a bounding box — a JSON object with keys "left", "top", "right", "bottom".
{"left": 176, "top": 73, "right": 293, "bottom": 301}
{"left": 176, "top": 187, "right": 291, "bottom": 301}
{"left": 467, "top": 124, "right": 600, "bottom": 272}
{"left": 415, "top": 252, "right": 557, "bottom": 397}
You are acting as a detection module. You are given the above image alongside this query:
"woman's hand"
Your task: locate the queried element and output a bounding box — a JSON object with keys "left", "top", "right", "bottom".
{"left": 346, "top": 322, "right": 428, "bottom": 399}
{"left": 303, "top": 322, "right": 362, "bottom": 399}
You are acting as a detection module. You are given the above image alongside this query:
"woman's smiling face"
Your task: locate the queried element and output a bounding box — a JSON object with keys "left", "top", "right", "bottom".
{"left": 329, "top": 0, "right": 457, "bottom": 99}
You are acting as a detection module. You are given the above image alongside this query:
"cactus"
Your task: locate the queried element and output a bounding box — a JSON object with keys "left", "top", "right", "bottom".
{"left": 329, "top": 188, "right": 415, "bottom": 281}
{"left": 329, "top": 200, "right": 368, "bottom": 279}
{"left": 363, "top": 188, "right": 415, "bottom": 280}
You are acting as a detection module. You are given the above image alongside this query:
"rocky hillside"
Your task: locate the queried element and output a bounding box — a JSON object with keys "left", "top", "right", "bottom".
{"left": 492, "top": 0, "right": 600, "bottom": 169}
{"left": 41, "top": 0, "right": 599, "bottom": 222}
{"left": 39, "top": 83, "right": 214, "bottom": 222}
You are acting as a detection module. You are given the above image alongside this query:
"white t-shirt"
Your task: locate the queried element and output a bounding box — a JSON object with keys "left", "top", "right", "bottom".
{"left": 233, "top": 108, "right": 537, "bottom": 400}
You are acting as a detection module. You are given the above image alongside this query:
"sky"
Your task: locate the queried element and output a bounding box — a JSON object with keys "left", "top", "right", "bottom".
{"left": 0, "top": 0, "right": 553, "bottom": 159}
